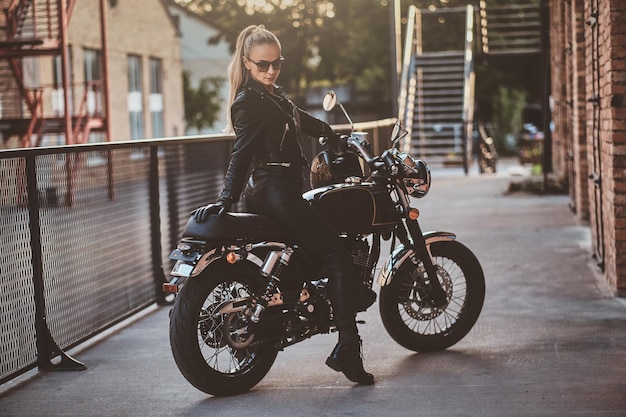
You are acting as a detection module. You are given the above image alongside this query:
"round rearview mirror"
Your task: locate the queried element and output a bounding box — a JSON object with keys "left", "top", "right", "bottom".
{"left": 390, "top": 120, "right": 409, "bottom": 144}
{"left": 323, "top": 91, "right": 337, "bottom": 111}
{"left": 391, "top": 121, "right": 401, "bottom": 141}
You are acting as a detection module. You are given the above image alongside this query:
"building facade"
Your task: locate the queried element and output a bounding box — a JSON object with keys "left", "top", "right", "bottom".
{"left": 549, "top": 0, "right": 626, "bottom": 295}
{"left": 92, "top": 0, "right": 185, "bottom": 140}
{"left": 0, "top": 0, "right": 185, "bottom": 148}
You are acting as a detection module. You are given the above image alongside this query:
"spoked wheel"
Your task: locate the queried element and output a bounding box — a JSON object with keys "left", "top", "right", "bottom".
{"left": 379, "top": 240, "right": 485, "bottom": 352}
{"left": 169, "top": 262, "right": 278, "bottom": 396}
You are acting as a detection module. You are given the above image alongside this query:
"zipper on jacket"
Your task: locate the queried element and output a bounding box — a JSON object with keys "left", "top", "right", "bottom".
{"left": 279, "top": 122, "right": 289, "bottom": 151}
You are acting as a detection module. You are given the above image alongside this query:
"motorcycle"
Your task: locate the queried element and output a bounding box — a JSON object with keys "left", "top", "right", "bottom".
{"left": 163, "top": 91, "right": 485, "bottom": 396}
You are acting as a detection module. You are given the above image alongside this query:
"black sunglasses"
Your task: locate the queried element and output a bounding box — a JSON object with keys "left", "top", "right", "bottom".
{"left": 246, "top": 56, "right": 284, "bottom": 72}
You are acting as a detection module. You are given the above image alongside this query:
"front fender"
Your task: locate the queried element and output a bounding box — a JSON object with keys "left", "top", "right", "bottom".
{"left": 377, "top": 231, "right": 456, "bottom": 286}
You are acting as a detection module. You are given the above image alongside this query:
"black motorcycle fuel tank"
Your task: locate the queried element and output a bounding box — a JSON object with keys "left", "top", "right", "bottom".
{"left": 303, "top": 182, "right": 398, "bottom": 234}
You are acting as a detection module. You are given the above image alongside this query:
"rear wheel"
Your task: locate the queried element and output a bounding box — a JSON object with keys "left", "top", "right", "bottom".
{"left": 379, "top": 240, "right": 485, "bottom": 352}
{"left": 169, "top": 262, "right": 278, "bottom": 396}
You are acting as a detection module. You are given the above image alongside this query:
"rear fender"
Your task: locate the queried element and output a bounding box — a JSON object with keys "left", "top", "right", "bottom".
{"left": 166, "top": 246, "right": 262, "bottom": 289}
{"left": 190, "top": 247, "right": 264, "bottom": 278}
{"left": 187, "top": 240, "right": 289, "bottom": 278}
{"left": 377, "top": 231, "right": 456, "bottom": 286}
{"left": 165, "top": 241, "right": 286, "bottom": 295}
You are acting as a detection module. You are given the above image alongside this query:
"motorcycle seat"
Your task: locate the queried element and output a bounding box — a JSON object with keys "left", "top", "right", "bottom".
{"left": 182, "top": 212, "right": 292, "bottom": 242}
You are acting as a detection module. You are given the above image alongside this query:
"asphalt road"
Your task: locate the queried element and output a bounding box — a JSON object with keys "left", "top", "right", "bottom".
{"left": 1, "top": 162, "right": 625, "bottom": 417}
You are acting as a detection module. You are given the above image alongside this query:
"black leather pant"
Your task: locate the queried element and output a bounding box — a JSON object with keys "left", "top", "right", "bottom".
{"left": 248, "top": 170, "right": 358, "bottom": 336}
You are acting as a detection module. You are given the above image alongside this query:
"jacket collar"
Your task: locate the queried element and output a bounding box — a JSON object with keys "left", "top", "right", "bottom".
{"left": 242, "top": 77, "right": 286, "bottom": 99}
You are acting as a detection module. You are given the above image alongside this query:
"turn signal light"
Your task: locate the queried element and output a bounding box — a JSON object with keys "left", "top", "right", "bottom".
{"left": 225, "top": 251, "right": 239, "bottom": 264}
{"left": 408, "top": 208, "right": 420, "bottom": 220}
{"left": 162, "top": 283, "right": 178, "bottom": 294}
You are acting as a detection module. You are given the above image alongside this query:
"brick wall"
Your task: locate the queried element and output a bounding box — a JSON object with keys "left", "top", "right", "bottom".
{"left": 571, "top": 0, "right": 589, "bottom": 221}
{"left": 547, "top": 0, "right": 589, "bottom": 220}
{"left": 549, "top": 0, "right": 578, "bottom": 184}
{"left": 605, "top": 0, "right": 626, "bottom": 294}
{"left": 551, "top": 0, "right": 626, "bottom": 295}
{"left": 552, "top": 1, "right": 563, "bottom": 170}
{"left": 593, "top": 0, "right": 626, "bottom": 294}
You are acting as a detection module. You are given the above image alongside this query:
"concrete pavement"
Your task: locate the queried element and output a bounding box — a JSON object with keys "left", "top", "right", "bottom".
{"left": 1, "top": 159, "right": 625, "bottom": 417}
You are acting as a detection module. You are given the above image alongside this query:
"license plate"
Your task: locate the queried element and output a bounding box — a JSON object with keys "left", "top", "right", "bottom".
{"left": 170, "top": 260, "right": 194, "bottom": 278}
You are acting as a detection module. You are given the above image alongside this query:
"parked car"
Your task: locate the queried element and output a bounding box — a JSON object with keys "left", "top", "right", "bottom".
{"left": 517, "top": 123, "right": 544, "bottom": 164}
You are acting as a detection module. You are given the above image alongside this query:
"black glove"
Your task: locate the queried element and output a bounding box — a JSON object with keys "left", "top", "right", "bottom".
{"left": 328, "top": 132, "right": 341, "bottom": 150}
{"left": 321, "top": 123, "right": 340, "bottom": 152}
{"left": 192, "top": 198, "right": 232, "bottom": 222}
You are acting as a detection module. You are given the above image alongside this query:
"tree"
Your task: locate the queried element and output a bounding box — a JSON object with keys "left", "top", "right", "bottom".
{"left": 172, "top": 0, "right": 396, "bottom": 112}
{"left": 172, "top": 0, "right": 543, "bottom": 123}
{"left": 174, "top": 0, "right": 337, "bottom": 98}
{"left": 183, "top": 72, "right": 224, "bottom": 132}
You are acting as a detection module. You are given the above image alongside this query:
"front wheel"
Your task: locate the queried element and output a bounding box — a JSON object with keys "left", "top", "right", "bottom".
{"left": 379, "top": 240, "right": 485, "bottom": 352}
{"left": 169, "top": 262, "right": 278, "bottom": 396}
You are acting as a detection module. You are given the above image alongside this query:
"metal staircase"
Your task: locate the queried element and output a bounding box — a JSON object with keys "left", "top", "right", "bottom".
{"left": 0, "top": 0, "right": 102, "bottom": 148}
{"left": 411, "top": 50, "right": 467, "bottom": 163}
{"left": 477, "top": 2, "right": 542, "bottom": 56}
{"left": 3, "top": 0, "right": 60, "bottom": 44}
{"left": 1, "top": 0, "right": 112, "bottom": 207}
{"left": 398, "top": 5, "right": 475, "bottom": 171}
{"left": 396, "top": 2, "right": 543, "bottom": 172}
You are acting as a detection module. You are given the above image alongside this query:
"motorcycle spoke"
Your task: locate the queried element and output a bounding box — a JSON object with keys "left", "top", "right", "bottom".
{"left": 200, "top": 344, "right": 247, "bottom": 373}
{"left": 195, "top": 279, "right": 257, "bottom": 375}
{"left": 198, "top": 313, "right": 224, "bottom": 346}
{"left": 397, "top": 255, "right": 469, "bottom": 336}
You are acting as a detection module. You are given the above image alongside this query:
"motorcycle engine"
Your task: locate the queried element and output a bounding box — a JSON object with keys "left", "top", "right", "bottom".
{"left": 350, "top": 237, "right": 372, "bottom": 285}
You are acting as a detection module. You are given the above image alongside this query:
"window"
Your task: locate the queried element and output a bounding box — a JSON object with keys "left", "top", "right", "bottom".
{"left": 52, "top": 47, "right": 73, "bottom": 116}
{"left": 83, "top": 48, "right": 102, "bottom": 125}
{"left": 49, "top": 49, "right": 73, "bottom": 147}
{"left": 149, "top": 58, "right": 164, "bottom": 138}
{"left": 84, "top": 48, "right": 101, "bottom": 83}
{"left": 127, "top": 55, "right": 144, "bottom": 140}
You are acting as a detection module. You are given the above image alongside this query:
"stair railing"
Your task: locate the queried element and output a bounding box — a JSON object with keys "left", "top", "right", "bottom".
{"left": 462, "top": 4, "right": 476, "bottom": 174}
{"left": 6, "top": 0, "right": 31, "bottom": 40}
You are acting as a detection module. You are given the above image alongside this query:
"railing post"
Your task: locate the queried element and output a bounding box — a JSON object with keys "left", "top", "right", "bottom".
{"left": 25, "top": 155, "right": 86, "bottom": 372}
{"left": 462, "top": 4, "right": 476, "bottom": 175}
{"left": 149, "top": 146, "right": 166, "bottom": 304}
{"left": 165, "top": 145, "right": 182, "bottom": 263}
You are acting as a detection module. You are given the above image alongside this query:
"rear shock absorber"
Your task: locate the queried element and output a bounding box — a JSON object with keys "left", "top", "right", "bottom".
{"left": 250, "top": 247, "right": 293, "bottom": 323}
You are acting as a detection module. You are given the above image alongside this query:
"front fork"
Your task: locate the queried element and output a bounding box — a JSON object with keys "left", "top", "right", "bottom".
{"left": 401, "top": 218, "right": 449, "bottom": 308}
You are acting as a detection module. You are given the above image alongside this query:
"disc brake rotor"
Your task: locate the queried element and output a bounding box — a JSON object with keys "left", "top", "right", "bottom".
{"left": 401, "top": 264, "right": 453, "bottom": 320}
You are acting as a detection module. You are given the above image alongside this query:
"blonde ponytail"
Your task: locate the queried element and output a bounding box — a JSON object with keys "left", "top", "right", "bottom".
{"left": 224, "top": 25, "right": 281, "bottom": 133}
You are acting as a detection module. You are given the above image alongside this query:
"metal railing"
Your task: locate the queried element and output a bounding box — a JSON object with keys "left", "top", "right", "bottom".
{"left": 0, "top": 119, "right": 395, "bottom": 385}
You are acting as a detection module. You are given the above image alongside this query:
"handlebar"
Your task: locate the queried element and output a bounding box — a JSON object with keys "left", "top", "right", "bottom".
{"left": 346, "top": 134, "right": 376, "bottom": 165}
{"left": 324, "top": 132, "right": 390, "bottom": 170}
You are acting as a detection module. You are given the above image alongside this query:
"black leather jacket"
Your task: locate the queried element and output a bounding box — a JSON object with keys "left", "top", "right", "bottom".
{"left": 218, "top": 78, "right": 333, "bottom": 202}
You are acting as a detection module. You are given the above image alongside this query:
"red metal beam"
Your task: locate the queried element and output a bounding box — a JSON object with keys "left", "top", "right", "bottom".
{"left": 67, "top": 0, "right": 77, "bottom": 21}
{"left": 0, "top": 43, "right": 61, "bottom": 58}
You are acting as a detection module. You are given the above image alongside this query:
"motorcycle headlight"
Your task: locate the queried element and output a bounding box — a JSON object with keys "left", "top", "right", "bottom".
{"left": 397, "top": 153, "right": 431, "bottom": 198}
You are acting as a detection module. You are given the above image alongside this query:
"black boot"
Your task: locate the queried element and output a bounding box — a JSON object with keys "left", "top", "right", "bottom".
{"left": 325, "top": 335, "right": 374, "bottom": 385}
{"left": 325, "top": 254, "right": 374, "bottom": 385}
{"left": 351, "top": 282, "right": 377, "bottom": 313}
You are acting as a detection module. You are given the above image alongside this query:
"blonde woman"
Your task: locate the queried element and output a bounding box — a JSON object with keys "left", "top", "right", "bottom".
{"left": 193, "top": 25, "right": 374, "bottom": 385}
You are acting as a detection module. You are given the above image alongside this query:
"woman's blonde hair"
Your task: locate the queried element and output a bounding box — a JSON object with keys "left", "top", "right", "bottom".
{"left": 224, "top": 25, "right": 281, "bottom": 133}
